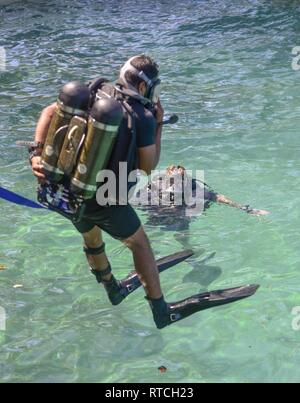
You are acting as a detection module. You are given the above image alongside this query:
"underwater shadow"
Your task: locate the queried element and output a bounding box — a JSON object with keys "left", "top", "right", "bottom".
{"left": 172, "top": 231, "right": 222, "bottom": 288}
{"left": 182, "top": 252, "right": 222, "bottom": 288}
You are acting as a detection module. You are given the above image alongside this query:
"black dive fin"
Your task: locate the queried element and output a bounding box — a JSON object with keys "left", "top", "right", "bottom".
{"left": 102, "top": 250, "right": 194, "bottom": 305}
{"left": 119, "top": 249, "right": 194, "bottom": 295}
{"left": 156, "top": 250, "right": 194, "bottom": 273}
{"left": 149, "top": 284, "right": 260, "bottom": 329}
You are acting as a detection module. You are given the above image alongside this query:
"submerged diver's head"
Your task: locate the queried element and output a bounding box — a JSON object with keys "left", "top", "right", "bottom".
{"left": 152, "top": 165, "right": 189, "bottom": 205}
{"left": 119, "top": 55, "right": 161, "bottom": 104}
{"left": 165, "top": 165, "right": 188, "bottom": 188}
{"left": 166, "top": 165, "right": 186, "bottom": 179}
{"left": 152, "top": 166, "right": 186, "bottom": 190}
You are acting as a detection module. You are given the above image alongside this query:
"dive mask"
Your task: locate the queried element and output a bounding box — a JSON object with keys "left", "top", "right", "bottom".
{"left": 120, "top": 56, "right": 161, "bottom": 104}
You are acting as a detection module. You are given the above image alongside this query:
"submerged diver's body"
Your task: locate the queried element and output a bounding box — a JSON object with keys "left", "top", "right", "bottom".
{"left": 138, "top": 165, "right": 269, "bottom": 232}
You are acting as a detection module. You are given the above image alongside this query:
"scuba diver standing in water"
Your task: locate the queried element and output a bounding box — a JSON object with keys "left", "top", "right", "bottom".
{"left": 29, "top": 55, "right": 258, "bottom": 329}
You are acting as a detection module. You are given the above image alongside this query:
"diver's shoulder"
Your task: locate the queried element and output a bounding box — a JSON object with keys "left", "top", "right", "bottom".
{"left": 131, "top": 100, "right": 155, "bottom": 121}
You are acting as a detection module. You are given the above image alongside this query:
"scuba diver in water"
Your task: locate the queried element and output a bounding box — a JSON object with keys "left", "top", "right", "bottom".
{"left": 29, "top": 55, "right": 259, "bottom": 329}
{"left": 138, "top": 165, "right": 269, "bottom": 232}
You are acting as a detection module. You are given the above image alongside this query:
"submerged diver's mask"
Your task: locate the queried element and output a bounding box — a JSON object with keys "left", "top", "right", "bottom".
{"left": 119, "top": 56, "right": 161, "bottom": 104}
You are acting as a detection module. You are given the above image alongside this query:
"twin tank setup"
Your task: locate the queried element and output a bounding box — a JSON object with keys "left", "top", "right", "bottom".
{"left": 39, "top": 80, "right": 124, "bottom": 218}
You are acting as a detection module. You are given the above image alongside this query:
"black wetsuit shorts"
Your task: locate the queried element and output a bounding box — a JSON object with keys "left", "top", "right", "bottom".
{"left": 73, "top": 203, "right": 141, "bottom": 240}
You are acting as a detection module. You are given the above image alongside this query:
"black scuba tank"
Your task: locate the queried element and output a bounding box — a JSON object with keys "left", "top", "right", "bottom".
{"left": 70, "top": 96, "right": 124, "bottom": 199}
{"left": 41, "top": 81, "right": 90, "bottom": 182}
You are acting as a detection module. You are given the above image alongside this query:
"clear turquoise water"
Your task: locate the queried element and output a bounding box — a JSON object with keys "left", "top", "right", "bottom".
{"left": 1, "top": 0, "right": 300, "bottom": 383}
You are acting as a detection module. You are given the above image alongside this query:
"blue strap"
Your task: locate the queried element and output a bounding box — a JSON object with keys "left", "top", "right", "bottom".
{"left": 0, "top": 186, "right": 45, "bottom": 209}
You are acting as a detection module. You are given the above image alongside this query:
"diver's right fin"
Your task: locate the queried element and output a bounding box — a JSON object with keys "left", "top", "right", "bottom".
{"left": 168, "top": 284, "right": 259, "bottom": 315}
{"left": 148, "top": 284, "right": 260, "bottom": 329}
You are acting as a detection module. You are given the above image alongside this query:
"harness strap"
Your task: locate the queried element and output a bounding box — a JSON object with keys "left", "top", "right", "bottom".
{"left": 83, "top": 242, "right": 106, "bottom": 256}
{"left": 90, "top": 264, "right": 112, "bottom": 284}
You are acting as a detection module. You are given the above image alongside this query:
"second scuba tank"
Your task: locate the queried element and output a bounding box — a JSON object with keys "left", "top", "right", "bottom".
{"left": 70, "top": 97, "right": 124, "bottom": 199}
{"left": 41, "top": 81, "right": 90, "bottom": 182}
{"left": 57, "top": 116, "right": 87, "bottom": 176}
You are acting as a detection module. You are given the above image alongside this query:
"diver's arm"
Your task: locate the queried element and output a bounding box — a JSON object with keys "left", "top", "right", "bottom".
{"left": 34, "top": 102, "right": 57, "bottom": 144}
{"left": 138, "top": 127, "right": 162, "bottom": 175}
{"left": 154, "top": 123, "right": 162, "bottom": 168}
{"left": 31, "top": 102, "right": 57, "bottom": 181}
{"left": 138, "top": 145, "right": 156, "bottom": 175}
{"left": 153, "top": 99, "right": 164, "bottom": 168}
{"left": 208, "top": 191, "right": 269, "bottom": 216}
{"left": 214, "top": 193, "right": 247, "bottom": 210}
{"left": 138, "top": 99, "right": 164, "bottom": 175}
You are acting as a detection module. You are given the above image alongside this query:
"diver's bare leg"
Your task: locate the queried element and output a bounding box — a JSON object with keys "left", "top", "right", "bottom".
{"left": 82, "top": 226, "right": 111, "bottom": 281}
{"left": 123, "top": 226, "right": 163, "bottom": 299}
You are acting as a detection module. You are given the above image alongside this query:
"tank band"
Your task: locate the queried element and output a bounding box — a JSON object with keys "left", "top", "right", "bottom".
{"left": 57, "top": 100, "right": 87, "bottom": 117}
{"left": 71, "top": 177, "right": 97, "bottom": 192}
{"left": 91, "top": 118, "right": 119, "bottom": 133}
{"left": 42, "top": 161, "right": 64, "bottom": 174}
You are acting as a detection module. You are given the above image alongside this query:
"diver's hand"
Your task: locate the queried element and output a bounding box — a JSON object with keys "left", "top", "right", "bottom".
{"left": 155, "top": 98, "right": 164, "bottom": 124}
{"left": 31, "top": 156, "right": 46, "bottom": 184}
{"left": 247, "top": 208, "right": 270, "bottom": 216}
